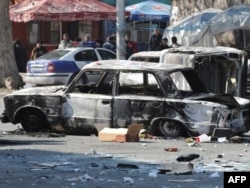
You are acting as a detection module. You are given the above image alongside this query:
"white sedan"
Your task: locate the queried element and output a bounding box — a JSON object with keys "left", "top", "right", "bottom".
{"left": 25, "top": 47, "right": 116, "bottom": 86}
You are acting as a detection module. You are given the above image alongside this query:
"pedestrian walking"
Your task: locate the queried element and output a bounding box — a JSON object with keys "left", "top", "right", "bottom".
{"left": 30, "top": 41, "right": 47, "bottom": 60}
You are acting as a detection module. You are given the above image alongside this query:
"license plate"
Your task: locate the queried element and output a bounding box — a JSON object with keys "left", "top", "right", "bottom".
{"left": 31, "top": 67, "right": 43, "bottom": 72}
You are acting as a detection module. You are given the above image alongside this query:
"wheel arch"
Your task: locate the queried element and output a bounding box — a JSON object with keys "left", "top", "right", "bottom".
{"left": 149, "top": 117, "right": 188, "bottom": 136}
{"left": 13, "top": 106, "right": 48, "bottom": 125}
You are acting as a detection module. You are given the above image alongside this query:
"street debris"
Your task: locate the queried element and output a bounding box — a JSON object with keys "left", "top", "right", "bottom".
{"left": 176, "top": 154, "right": 200, "bottom": 162}
{"left": 195, "top": 134, "right": 211, "bottom": 143}
{"left": 123, "top": 177, "right": 134, "bottom": 184}
{"left": 164, "top": 147, "right": 178, "bottom": 152}
{"left": 159, "top": 163, "right": 194, "bottom": 175}
{"left": 117, "top": 163, "right": 138, "bottom": 169}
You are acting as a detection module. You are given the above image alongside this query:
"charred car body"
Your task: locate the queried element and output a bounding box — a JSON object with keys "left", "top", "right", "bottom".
{"left": 1, "top": 60, "right": 250, "bottom": 137}
{"left": 129, "top": 46, "right": 249, "bottom": 99}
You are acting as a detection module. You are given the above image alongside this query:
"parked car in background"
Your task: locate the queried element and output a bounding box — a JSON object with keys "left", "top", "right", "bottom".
{"left": 25, "top": 47, "right": 116, "bottom": 86}
{"left": 129, "top": 46, "right": 249, "bottom": 99}
{"left": 1, "top": 60, "right": 250, "bottom": 137}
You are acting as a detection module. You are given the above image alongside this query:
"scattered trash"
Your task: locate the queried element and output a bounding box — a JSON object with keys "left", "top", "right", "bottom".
{"left": 217, "top": 153, "right": 224, "bottom": 158}
{"left": 159, "top": 163, "right": 193, "bottom": 175}
{"left": 176, "top": 154, "right": 200, "bottom": 162}
{"left": 148, "top": 170, "right": 158, "bottom": 177}
{"left": 212, "top": 128, "right": 232, "bottom": 139}
{"left": 199, "top": 148, "right": 206, "bottom": 151}
{"left": 168, "top": 179, "right": 199, "bottom": 182}
{"left": 217, "top": 137, "right": 227, "bottom": 143}
{"left": 193, "top": 164, "right": 205, "bottom": 173}
{"left": 230, "top": 136, "right": 244, "bottom": 143}
{"left": 209, "top": 172, "right": 220, "bottom": 178}
{"left": 185, "top": 137, "right": 202, "bottom": 147}
{"left": 195, "top": 134, "right": 211, "bottom": 143}
{"left": 123, "top": 177, "right": 134, "bottom": 184}
{"left": 164, "top": 147, "right": 178, "bottom": 152}
{"left": 117, "top": 163, "right": 138, "bottom": 169}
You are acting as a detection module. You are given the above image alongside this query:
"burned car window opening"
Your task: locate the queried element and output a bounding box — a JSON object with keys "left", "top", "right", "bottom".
{"left": 70, "top": 70, "right": 115, "bottom": 95}
{"left": 117, "top": 71, "right": 163, "bottom": 97}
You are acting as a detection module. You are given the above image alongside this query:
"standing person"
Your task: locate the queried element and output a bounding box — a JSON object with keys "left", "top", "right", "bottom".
{"left": 95, "top": 38, "right": 104, "bottom": 48}
{"left": 170, "top": 36, "right": 181, "bottom": 48}
{"left": 149, "top": 28, "right": 162, "bottom": 51}
{"left": 58, "top": 33, "right": 72, "bottom": 49}
{"left": 30, "top": 41, "right": 47, "bottom": 60}
{"left": 102, "top": 35, "right": 116, "bottom": 52}
{"left": 124, "top": 33, "right": 138, "bottom": 59}
{"left": 13, "top": 39, "right": 28, "bottom": 73}
{"left": 156, "top": 38, "right": 169, "bottom": 51}
{"left": 79, "top": 34, "right": 95, "bottom": 47}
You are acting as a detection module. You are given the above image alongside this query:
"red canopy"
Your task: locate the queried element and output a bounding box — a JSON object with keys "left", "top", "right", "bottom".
{"left": 9, "top": 0, "right": 117, "bottom": 22}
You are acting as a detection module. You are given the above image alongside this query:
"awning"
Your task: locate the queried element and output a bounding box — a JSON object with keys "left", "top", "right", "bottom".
{"left": 9, "top": 0, "right": 117, "bottom": 22}
{"left": 125, "top": 0, "right": 171, "bottom": 21}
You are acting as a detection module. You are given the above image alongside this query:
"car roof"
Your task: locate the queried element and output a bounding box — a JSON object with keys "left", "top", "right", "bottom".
{"left": 129, "top": 46, "right": 245, "bottom": 59}
{"left": 83, "top": 60, "right": 190, "bottom": 72}
{"left": 129, "top": 51, "right": 163, "bottom": 58}
{"left": 55, "top": 47, "right": 96, "bottom": 52}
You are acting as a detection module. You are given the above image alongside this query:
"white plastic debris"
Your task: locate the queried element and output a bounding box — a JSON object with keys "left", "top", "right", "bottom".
{"left": 148, "top": 170, "right": 158, "bottom": 178}
{"left": 209, "top": 172, "right": 220, "bottom": 178}
{"left": 193, "top": 164, "right": 205, "bottom": 173}
{"left": 195, "top": 134, "right": 211, "bottom": 143}
{"left": 217, "top": 137, "right": 227, "bottom": 143}
{"left": 123, "top": 177, "right": 134, "bottom": 184}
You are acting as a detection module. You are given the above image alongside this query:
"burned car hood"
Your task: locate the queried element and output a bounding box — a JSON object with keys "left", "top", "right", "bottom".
{"left": 5, "top": 85, "right": 66, "bottom": 96}
{"left": 192, "top": 93, "right": 250, "bottom": 109}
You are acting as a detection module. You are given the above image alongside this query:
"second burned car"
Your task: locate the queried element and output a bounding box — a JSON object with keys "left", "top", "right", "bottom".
{"left": 1, "top": 60, "right": 250, "bottom": 137}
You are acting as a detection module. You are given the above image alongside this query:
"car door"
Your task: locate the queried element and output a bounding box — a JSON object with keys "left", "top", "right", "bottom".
{"left": 112, "top": 71, "right": 165, "bottom": 128}
{"left": 74, "top": 49, "right": 99, "bottom": 69}
{"left": 95, "top": 48, "right": 116, "bottom": 60}
{"left": 61, "top": 70, "right": 114, "bottom": 133}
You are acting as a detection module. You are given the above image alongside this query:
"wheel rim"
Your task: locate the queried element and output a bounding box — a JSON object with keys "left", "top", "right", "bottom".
{"left": 159, "top": 120, "right": 180, "bottom": 137}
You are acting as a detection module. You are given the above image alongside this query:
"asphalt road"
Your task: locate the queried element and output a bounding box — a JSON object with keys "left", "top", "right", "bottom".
{"left": 0, "top": 92, "right": 250, "bottom": 188}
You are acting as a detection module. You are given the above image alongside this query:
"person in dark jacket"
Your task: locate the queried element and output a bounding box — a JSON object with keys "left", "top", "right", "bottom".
{"left": 13, "top": 39, "right": 28, "bottom": 73}
{"left": 30, "top": 41, "right": 47, "bottom": 60}
{"left": 125, "top": 33, "right": 138, "bottom": 59}
{"left": 156, "top": 38, "right": 169, "bottom": 50}
{"left": 149, "top": 28, "right": 162, "bottom": 51}
{"left": 169, "top": 36, "right": 181, "bottom": 48}
{"left": 102, "top": 35, "right": 116, "bottom": 52}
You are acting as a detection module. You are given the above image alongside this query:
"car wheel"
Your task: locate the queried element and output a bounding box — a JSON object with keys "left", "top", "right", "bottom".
{"left": 21, "top": 110, "right": 48, "bottom": 132}
{"left": 159, "top": 120, "right": 184, "bottom": 137}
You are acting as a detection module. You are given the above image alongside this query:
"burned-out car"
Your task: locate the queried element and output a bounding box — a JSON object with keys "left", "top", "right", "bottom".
{"left": 1, "top": 60, "right": 250, "bottom": 137}
{"left": 129, "top": 46, "right": 250, "bottom": 99}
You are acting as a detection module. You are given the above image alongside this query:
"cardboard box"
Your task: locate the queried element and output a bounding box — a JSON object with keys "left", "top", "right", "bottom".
{"left": 98, "top": 124, "right": 143, "bottom": 142}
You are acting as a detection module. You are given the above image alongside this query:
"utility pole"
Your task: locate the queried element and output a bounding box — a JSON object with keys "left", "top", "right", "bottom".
{"left": 116, "top": 0, "right": 125, "bottom": 60}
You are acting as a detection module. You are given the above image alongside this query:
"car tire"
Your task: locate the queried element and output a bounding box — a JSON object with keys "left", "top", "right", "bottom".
{"left": 21, "top": 110, "right": 48, "bottom": 132}
{"left": 159, "top": 120, "right": 185, "bottom": 138}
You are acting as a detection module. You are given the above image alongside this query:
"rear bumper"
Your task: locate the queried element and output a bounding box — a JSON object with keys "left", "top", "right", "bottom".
{"left": 25, "top": 73, "right": 70, "bottom": 85}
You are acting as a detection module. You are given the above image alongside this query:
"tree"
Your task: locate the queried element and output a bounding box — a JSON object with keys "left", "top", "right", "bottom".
{"left": 0, "top": 0, "right": 24, "bottom": 90}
